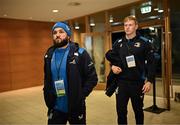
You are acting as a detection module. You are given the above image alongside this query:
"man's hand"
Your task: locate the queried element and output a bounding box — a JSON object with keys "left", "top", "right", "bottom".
{"left": 112, "top": 65, "right": 122, "bottom": 74}
{"left": 142, "top": 81, "right": 151, "bottom": 93}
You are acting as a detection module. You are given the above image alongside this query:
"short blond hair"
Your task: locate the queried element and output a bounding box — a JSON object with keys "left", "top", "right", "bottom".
{"left": 123, "top": 16, "right": 138, "bottom": 25}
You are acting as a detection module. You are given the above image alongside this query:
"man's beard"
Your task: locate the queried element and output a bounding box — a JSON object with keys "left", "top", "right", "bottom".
{"left": 53, "top": 38, "right": 68, "bottom": 48}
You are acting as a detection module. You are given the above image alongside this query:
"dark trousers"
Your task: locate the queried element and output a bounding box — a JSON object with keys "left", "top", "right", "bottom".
{"left": 116, "top": 82, "right": 144, "bottom": 125}
{"left": 48, "top": 105, "right": 86, "bottom": 125}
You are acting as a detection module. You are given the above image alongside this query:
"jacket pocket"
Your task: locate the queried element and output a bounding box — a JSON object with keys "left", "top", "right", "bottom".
{"left": 43, "top": 88, "right": 56, "bottom": 109}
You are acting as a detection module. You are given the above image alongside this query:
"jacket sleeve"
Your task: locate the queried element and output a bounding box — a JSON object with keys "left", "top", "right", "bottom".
{"left": 145, "top": 42, "right": 156, "bottom": 83}
{"left": 43, "top": 49, "right": 56, "bottom": 109}
{"left": 105, "top": 49, "right": 120, "bottom": 66}
{"left": 80, "top": 50, "right": 98, "bottom": 98}
{"left": 105, "top": 42, "right": 122, "bottom": 67}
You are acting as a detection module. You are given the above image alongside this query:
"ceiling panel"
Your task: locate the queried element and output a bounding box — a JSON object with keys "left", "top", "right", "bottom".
{"left": 0, "top": 0, "right": 139, "bottom": 22}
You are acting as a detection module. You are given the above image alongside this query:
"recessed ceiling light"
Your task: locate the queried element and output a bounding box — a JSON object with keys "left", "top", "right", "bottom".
{"left": 109, "top": 15, "right": 114, "bottom": 23}
{"left": 68, "top": 2, "right": 81, "bottom": 6}
{"left": 90, "top": 18, "right": 95, "bottom": 27}
{"left": 74, "top": 22, "right": 80, "bottom": 29}
{"left": 158, "top": 9, "right": 164, "bottom": 13}
{"left": 148, "top": 16, "right": 159, "bottom": 19}
{"left": 154, "top": 8, "right": 159, "bottom": 11}
{"left": 52, "top": 9, "right": 59, "bottom": 13}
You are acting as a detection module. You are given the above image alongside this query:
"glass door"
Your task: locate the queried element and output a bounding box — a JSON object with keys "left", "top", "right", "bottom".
{"left": 81, "top": 33, "right": 106, "bottom": 89}
{"left": 138, "top": 27, "right": 164, "bottom": 96}
{"left": 139, "top": 26, "right": 172, "bottom": 110}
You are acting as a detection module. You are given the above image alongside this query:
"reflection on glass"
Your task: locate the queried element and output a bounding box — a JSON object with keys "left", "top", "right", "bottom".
{"left": 139, "top": 27, "right": 163, "bottom": 97}
{"left": 111, "top": 27, "right": 164, "bottom": 97}
{"left": 89, "top": 12, "right": 105, "bottom": 32}
{"left": 84, "top": 35, "right": 105, "bottom": 83}
{"left": 84, "top": 36, "right": 93, "bottom": 59}
{"left": 109, "top": 0, "right": 164, "bottom": 27}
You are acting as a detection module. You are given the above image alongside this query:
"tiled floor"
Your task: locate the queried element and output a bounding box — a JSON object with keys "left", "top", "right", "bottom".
{"left": 0, "top": 86, "right": 180, "bottom": 125}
